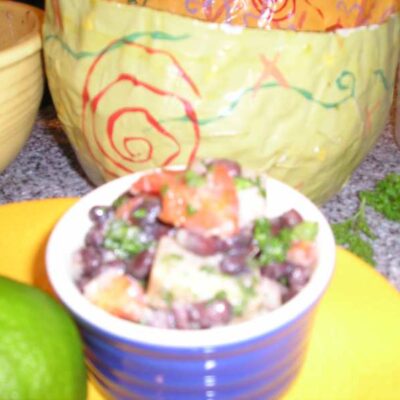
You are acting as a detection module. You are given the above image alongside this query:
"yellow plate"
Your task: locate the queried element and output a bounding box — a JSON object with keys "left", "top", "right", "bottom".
{"left": 1, "top": 198, "right": 400, "bottom": 400}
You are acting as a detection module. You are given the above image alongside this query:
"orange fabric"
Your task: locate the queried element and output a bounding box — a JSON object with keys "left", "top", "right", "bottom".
{"left": 111, "top": 0, "right": 399, "bottom": 31}
{"left": 0, "top": 198, "right": 399, "bottom": 399}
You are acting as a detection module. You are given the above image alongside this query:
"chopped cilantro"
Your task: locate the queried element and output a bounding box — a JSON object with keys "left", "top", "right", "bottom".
{"left": 160, "top": 184, "right": 169, "bottom": 196}
{"left": 233, "top": 279, "right": 257, "bottom": 316}
{"left": 278, "top": 276, "right": 289, "bottom": 287}
{"left": 254, "top": 218, "right": 291, "bottom": 265}
{"left": 132, "top": 208, "right": 147, "bottom": 219}
{"left": 161, "top": 253, "right": 184, "bottom": 264}
{"left": 360, "top": 173, "right": 400, "bottom": 221}
{"left": 234, "top": 176, "right": 255, "bottom": 190}
{"left": 104, "top": 219, "right": 151, "bottom": 258}
{"left": 214, "top": 290, "right": 228, "bottom": 300}
{"left": 290, "top": 222, "right": 318, "bottom": 242}
{"left": 200, "top": 265, "right": 217, "bottom": 274}
{"left": 255, "top": 176, "right": 267, "bottom": 198}
{"left": 162, "top": 290, "right": 174, "bottom": 307}
{"left": 112, "top": 192, "right": 131, "bottom": 209}
{"left": 233, "top": 303, "right": 245, "bottom": 317}
{"left": 186, "top": 204, "right": 197, "bottom": 216}
{"left": 332, "top": 197, "right": 376, "bottom": 266}
{"left": 253, "top": 218, "right": 272, "bottom": 248}
{"left": 234, "top": 176, "right": 267, "bottom": 198}
{"left": 184, "top": 170, "right": 205, "bottom": 187}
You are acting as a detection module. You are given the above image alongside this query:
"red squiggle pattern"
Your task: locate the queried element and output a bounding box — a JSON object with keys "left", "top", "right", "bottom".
{"left": 51, "top": 0, "right": 63, "bottom": 31}
{"left": 81, "top": 38, "right": 200, "bottom": 179}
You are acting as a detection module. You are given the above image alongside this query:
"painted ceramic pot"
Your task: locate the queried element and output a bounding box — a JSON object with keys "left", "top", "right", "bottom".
{"left": 43, "top": 0, "right": 399, "bottom": 203}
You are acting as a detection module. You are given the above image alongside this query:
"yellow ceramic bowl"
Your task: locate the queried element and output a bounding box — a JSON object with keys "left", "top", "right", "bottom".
{"left": 43, "top": 0, "right": 400, "bottom": 203}
{"left": 0, "top": 1, "right": 44, "bottom": 173}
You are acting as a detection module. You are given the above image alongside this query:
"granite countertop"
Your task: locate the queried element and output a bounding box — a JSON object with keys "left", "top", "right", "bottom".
{"left": 1, "top": 104, "right": 400, "bottom": 290}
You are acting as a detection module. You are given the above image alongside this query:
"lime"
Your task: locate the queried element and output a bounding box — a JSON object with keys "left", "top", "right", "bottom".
{"left": 0, "top": 276, "right": 87, "bottom": 400}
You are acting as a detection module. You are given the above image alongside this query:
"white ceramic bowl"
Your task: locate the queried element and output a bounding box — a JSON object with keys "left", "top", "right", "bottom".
{"left": 46, "top": 169, "right": 336, "bottom": 399}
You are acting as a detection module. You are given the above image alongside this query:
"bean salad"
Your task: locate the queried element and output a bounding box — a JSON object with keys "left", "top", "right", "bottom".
{"left": 74, "top": 159, "right": 319, "bottom": 329}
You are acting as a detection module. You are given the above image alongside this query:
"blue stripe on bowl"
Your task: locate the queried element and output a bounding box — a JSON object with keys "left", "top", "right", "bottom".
{"left": 74, "top": 302, "right": 319, "bottom": 399}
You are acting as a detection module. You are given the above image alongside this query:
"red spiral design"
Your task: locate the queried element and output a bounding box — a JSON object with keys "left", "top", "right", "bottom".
{"left": 81, "top": 38, "right": 200, "bottom": 179}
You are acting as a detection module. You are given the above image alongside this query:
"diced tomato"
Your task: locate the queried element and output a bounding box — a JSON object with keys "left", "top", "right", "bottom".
{"left": 160, "top": 164, "right": 239, "bottom": 237}
{"left": 158, "top": 180, "right": 195, "bottom": 227}
{"left": 129, "top": 164, "right": 239, "bottom": 237}
{"left": 85, "top": 273, "right": 145, "bottom": 322}
{"left": 130, "top": 170, "right": 181, "bottom": 195}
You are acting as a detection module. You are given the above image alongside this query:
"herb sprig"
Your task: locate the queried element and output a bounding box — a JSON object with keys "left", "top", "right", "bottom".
{"left": 332, "top": 172, "right": 400, "bottom": 266}
{"left": 332, "top": 197, "right": 376, "bottom": 266}
{"left": 359, "top": 173, "right": 400, "bottom": 221}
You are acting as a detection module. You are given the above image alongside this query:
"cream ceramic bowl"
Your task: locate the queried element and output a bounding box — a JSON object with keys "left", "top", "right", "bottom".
{"left": 0, "top": 1, "right": 44, "bottom": 173}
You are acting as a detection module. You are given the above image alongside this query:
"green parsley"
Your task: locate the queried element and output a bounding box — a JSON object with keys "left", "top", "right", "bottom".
{"left": 161, "top": 253, "right": 184, "bottom": 265}
{"left": 160, "top": 184, "right": 169, "bottom": 196}
{"left": 132, "top": 208, "right": 147, "bottom": 219}
{"left": 255, "top": 176, "right": 267, "bottom": 198}
{"left": 254, "top": 218, "right": 291, "bottom": 266}
{"left": 112, "top": 192, "right": 130, "bottom": 209}
{"left": 186, "top": 204, "right": 197, "bottom": 216}
{"left": 233, "top": 176, "right": 267, "bottom": 198}
{"left": 200, "top": 265, "right": 218, "bottom": 274}
{"left": 162, "top": 290, "right": 174, "bottom": 307}
{"left": 359, "top": 173, "right": 400, "bottom": 221}
{"left": 290, "top": 222, "right": 318, "bottom": 242}
{"left": 212, "top": 290, "right": 228, "bottom": 302}
{"left": 331, "top": 197, "right": 376, "bottom": 266}
{"left": 234, "top": 277, "right": 258, "bottom": 316}
{"left": 184, "top": 170, "right": 205, "bottom": 187}
{"left": 278, "top": 276, "right": 289, "bottom": 287}
{"left": 234, "top": 176, "right": 255, "bottom": 190}
{"left": 104, "top": 220, "right": 151, "bottom": 258}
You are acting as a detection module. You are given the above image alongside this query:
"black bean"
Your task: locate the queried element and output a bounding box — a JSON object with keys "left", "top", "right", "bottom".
{"left": 288, "top": 265, "right": 312, "bottom": 293}
{"left": 79, "top": 246, "right": 103, "bottom": 272}
{"left": 103, "top": 258, "right": 127, "bottom": 270}
{"left": 142, "top": 221, "right": 173, "bottom": 241}
{"left": 260, "top": 262, "right": 292, "bottom": 280}
{"left": 131, "top": 195, "right": 161, "bottom": 225}
{"left": 270, "top": 218, "right": 284, "bottom": 236}
{"left": 279, "top": 209, "right": 303, "bottom": 228}
{"left": 176, "top": 230, "right": 227, "bottom": 256}
{"left": 193, "top": 300, "right": 233, "bottom": 329}
{"left": 75, "top": 275, "right": 92, "bottom": 292}
{"left": 125, "top": 249, "right": 155, "bottom": 280}
{"left": 223, "top": 227, "right": 254, "bottom": 255}
{"left": 262, "top": 262, "right": 312, "bottom": 303}
{"left": 219, "top": 253, "right": 248, "bottom": 275}
{"left": 89, "top": 206, "right": 112, "bottom": 225}
{"left": 84, "top": 225, "right": 104, "bottom": 247}
{"left": 172, "top": 304, "right": 192, "bottom": 330}
{"left": 282, "top": 289, "right": 297, "bottom": 303}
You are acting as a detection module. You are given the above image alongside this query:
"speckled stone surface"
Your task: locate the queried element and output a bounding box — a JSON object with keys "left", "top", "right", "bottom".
{"left": 1, "top": 105, "right": 399, "bottom": 289}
